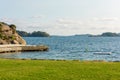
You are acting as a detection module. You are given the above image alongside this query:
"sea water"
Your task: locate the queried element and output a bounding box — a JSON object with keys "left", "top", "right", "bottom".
{"left": 0, "top": 36, "right": 120, "bottom": 61}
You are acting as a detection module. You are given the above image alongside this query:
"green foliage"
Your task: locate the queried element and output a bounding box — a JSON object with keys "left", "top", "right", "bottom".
{"left": 0, "top": 34, "right": 15, "bottom": 40}
{"left": 89, "top": 32, "right": 120, "bottom": 37}
{"left": 0, "top": 27, "right": 2, "bottom": 31}
{"left": 0, "top": 22, "right": 3, "bottom": 31}
{"left": 0, "top": 33, "right": 3, "bottom": 39}
{"left": 29, "top": 31, "right": 50, "bottom": 37}
{"left": 0, "top": 34, "right": 6, "bottom": 40}
{"left": 0, "top": 23, "right": 2, "bottom": 27}
{"left": 17, "top": 30, "right": 50, "bottom": 37}
{"left": 101, "top": 32, "right": 119, "bottom": 37}
{"left": 9, "top": 35, "right": 16, "bottom": 40}
{"left": 0, "top": 59, "right": 120, "bottom": 80}
{"left": 9, "top": 24, "right": 16, "bottom": 29}
{"left": 9, "top": 24, "right": 16, "bottom": 34}
{"left": 17, "top": 30, "right": 29, "bottom": 37}
{"left": 2, "top": 35, "right": 8, "bottom": 40}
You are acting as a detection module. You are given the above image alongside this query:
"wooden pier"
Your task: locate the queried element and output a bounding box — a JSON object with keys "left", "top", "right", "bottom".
{"left": 0, "top": 45, "right": 48, "bottom": 53}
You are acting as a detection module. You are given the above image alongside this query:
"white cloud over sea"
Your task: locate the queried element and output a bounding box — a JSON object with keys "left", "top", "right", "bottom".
{"left": 1, "top": 0, "right": 120, "bottom": 35}
{"left": 1, "top": 17, "right": 120, "bottom": 35}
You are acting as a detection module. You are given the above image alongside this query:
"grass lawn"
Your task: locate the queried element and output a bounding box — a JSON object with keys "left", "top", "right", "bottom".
{"left": 0, "top": 59, "right": 120, "bottom": 80}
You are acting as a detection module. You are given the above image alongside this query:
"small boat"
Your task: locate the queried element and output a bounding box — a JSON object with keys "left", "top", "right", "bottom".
{"left": 93, "top": 52, "right": 112, "bottom": 55}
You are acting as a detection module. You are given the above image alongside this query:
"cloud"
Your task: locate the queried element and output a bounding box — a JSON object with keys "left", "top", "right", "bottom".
{"left": 93, "top": 17, "right": 119, "bottom": 22}
{"left": 54, "top": 17, "right": 120, "bottom": 35}
{"left": 29, "top": 15, "right": 45, "bottom": 19}
{"left": 0, "top": 17, "right": 43, "bottom": 31}
{"left": 1, "top": 17, "right": 120, "bottom": 35}
{"left": 56, "top": 18, "right": 83, "bottom": 25}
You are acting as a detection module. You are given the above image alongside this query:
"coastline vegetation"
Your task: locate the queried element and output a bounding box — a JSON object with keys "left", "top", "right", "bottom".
{"left": 17, "top": 30, "right": 50, "bottom": 37}
{"left": 0, "top": 59, "right": 120, "bottom": 80}
{"left": 89, "top": 32, "right": 120, "bottom": 37}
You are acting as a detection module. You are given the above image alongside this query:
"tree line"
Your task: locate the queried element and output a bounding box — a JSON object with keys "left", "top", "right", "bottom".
{"left": 89, "top": 32, "right": 120, "bottom": 37}
{"left": 17, "top": 30, "right": 50, "bottom": 37}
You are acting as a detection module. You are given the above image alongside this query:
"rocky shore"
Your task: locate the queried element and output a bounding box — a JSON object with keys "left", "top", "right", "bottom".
{"left": 0, "top": 22, "right": 48, "bottom": 53}
{"left": 0, "top": 22, "right": 26, "bottom": 45}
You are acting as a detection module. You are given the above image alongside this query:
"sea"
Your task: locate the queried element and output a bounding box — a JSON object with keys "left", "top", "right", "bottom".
{"left": 0, "top": 36, "right": 120, "bottom": 61}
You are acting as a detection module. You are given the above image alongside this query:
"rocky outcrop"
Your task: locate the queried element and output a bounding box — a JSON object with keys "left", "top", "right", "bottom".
{"left": 0, "top": 22, "right": 26, "bottom": 45}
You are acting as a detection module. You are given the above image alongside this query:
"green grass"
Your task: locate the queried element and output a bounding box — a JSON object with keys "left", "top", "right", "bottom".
{"left": 0, "top": 59, "right": 120, "bottom": 80}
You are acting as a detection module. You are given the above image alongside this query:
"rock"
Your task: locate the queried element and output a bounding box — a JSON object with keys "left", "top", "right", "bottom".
{"left": 11, "top": 40, "right": 19, "bottom": 44}
{"left": 0, "top": 39, "right": 8, "bottom": 44}
{"left": 0, "top": 22, "right": 26, "bottom": 45}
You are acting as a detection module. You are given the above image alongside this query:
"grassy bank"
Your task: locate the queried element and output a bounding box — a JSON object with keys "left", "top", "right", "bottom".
{"left": 0, "top": 59, "right": 120, "bottom": 80}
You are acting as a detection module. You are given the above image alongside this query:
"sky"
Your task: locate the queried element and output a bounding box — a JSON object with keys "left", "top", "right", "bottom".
{"left": 0, "top": 0, "right": 120, "bottom": 35}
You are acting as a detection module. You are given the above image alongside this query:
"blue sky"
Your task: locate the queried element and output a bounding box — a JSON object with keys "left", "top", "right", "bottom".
{"left": 0, "top": 0, "right": 120, "bottom": 35}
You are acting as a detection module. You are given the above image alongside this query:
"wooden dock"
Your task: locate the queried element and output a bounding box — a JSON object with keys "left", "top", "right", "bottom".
{"left": 0, "top": 45, "right": 48, "bottom": 53}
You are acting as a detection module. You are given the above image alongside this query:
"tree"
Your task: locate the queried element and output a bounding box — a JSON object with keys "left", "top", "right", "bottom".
{"left": 17, "top": 30, "right": 50, "bottom": 37}
{"left": 17, "top": 30, "right": 28, "bottom": 37}
{"left": 9, "top": 24, "right": 16, "bottom": 34}
{"left": 101, "top": 32, "right": 119, "bottom": 37}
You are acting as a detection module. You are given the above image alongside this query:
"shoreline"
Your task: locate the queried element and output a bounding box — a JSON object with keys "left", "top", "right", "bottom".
{"left": 0, "top": 58, "right": 119, "bottom": 62}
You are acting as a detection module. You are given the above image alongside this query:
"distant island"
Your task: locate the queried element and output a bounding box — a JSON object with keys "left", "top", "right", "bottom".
{"left": 17, "top": 30, "right": 50, "bottom": 37}
{"left": 89, "top": 32, "right": 120, "bottom": 37}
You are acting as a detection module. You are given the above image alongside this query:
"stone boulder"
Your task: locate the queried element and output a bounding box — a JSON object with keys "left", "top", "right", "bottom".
{"left": 0, "top": 22, "right": 26, "bottom": 45}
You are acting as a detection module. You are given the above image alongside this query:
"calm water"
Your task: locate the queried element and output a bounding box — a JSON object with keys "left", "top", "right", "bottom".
{"left": 0, "top": 36, "right": 120, "bottom": 61}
